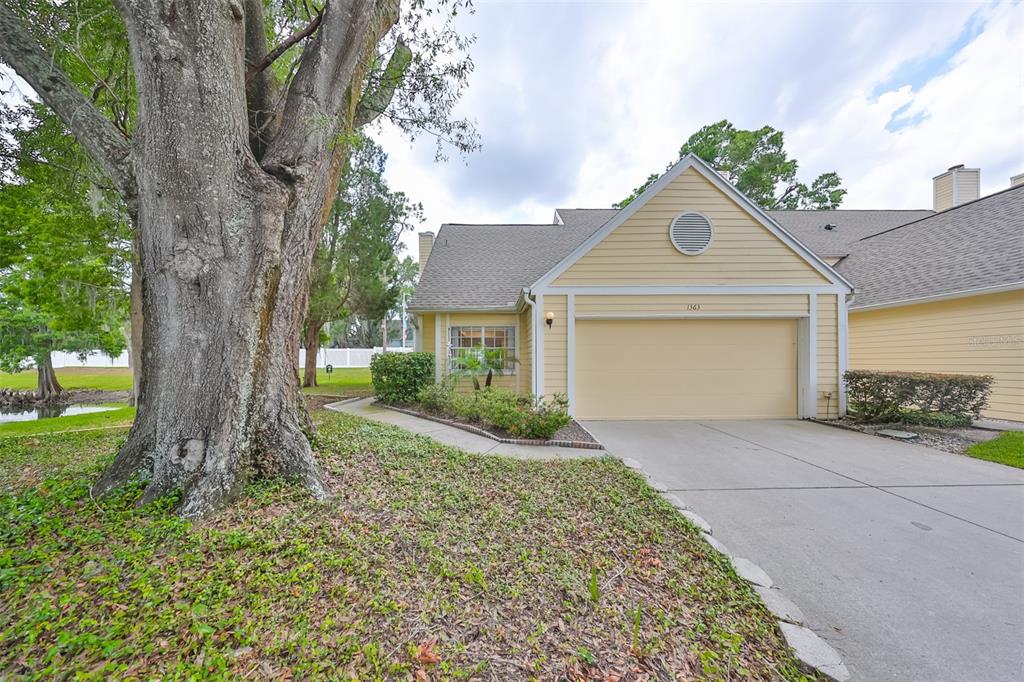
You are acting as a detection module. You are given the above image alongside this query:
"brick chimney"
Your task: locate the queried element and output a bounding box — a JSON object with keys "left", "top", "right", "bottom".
{"left": 418, "top": 231, "right": 434, "bottom": 275}
{"left": 933, "top": 164, "right": 980, "bottom": 211}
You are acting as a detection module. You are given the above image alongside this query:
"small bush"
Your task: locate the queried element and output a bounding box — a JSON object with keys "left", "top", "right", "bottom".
{"left": 370, "top": 352, "right": 434, "bottom": 404}
{"left": 899, "top": 410, "right": 972, "bottom": 429}
{"left": 417, "top": 381, "right": 456, "bottom": 416}
{"left": 845, "top": 370, "right": 992, "bottom": 425}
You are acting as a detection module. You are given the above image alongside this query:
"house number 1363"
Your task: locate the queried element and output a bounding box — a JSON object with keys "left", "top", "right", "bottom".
{"left": 686, "top": 303, "right": 702, "bottom": 311}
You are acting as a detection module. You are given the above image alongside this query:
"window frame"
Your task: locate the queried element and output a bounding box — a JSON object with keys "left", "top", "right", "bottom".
{"left": 447, "top": 325, "right": 517, "bottom": 375}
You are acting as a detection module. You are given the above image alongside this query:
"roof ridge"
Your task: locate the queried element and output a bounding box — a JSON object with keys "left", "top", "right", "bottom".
{"left": 768, "top": 208, "right": 933, "bottom": 213}
{"left": 859, "top": 185, "right": 1024, "bottom": 242}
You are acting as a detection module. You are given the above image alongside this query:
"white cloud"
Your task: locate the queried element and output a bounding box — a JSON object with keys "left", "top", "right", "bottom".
{"left": 381, "top": 0, "right": 1022, "bottom": 260}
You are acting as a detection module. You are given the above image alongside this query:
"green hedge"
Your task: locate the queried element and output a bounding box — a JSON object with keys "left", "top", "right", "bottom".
{"left": 845, "top": 370, "right": 992, "bottom": 424}
{"left": 370, "top": 352, "right": 434, "bottom": 404}
{"left": 416, "top": 383, "right": 570, "bottom": 440}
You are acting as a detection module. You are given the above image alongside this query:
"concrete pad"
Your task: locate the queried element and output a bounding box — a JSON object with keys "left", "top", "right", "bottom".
{"left": 878, "top": 483, "right": 1024, "bottom": 540}
{"left": 583, "top": 420, "right": 851, "bottom": 490}
{"left": 686, "top": 485, "right": 1024, "bottom": 682}
{"left": 705, "top": 419, "right": 1024, "bottom": 487}
{"left": 754, "top": 586, "right": 804, "bottom": 625}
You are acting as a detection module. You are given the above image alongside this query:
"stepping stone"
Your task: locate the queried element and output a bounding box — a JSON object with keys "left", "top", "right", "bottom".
{"left": 732, "top": 557, "right": 773, "bottom": 588}
{"left": 754, "top": 585, "right": 805, "bottom": 625}
{"left": 701, "top": 532, "right": 730, "bottom": 556}
{"left": 681, "top": 510, "right": 712, "bottom": 534}
{"left": 878, "top": 428, "right": 919, "bottom": 440}
{"left": 661, "top": 493, "right": 688, "bottom": 510}
{"left": 779, "top": 622, "right": 850, "bottom": 681}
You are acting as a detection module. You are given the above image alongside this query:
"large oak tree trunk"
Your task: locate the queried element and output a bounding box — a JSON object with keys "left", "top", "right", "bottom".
{"left": 1, "top": 0, "right": 400, "bottom": 517}
{"left": 35, "top": 353, "right": 65, "bottom": 402}
{"left": 302, "top": 319, "right": 323, "bottom": 387}
{"left": 89, "top": 0, "right": 377, "bottom": 517}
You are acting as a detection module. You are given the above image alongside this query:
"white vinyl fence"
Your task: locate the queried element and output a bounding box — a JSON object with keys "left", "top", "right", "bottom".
{"left": 50, "top": 347, "right": 411, "bottom": 370}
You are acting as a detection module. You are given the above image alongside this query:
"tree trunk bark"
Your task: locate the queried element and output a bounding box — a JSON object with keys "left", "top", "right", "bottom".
{"left": 89, "top": 2, "right": 348, "bottom": 518}
{"left": 127, "top": 253, "right": 143, "bottom": 407}
{"left": 35, "top": 352, "right": 65, "bottom": 402}
{"left": 302, "top": 319, "right": 323, "bottom": 387}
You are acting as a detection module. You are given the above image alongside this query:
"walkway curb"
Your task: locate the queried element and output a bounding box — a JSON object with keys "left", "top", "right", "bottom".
{"left": 619, "top": 455, "right": 850, "bottom": 682}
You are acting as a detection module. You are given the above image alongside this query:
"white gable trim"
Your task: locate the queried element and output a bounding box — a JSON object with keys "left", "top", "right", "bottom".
{"left": 531, "top": 154, "right": 854, "bottom": 292}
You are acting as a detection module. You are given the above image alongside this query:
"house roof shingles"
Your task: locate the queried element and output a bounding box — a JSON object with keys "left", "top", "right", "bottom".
{"left": 408, "top": 222, "right": 604, "bottom": 311}
{"left": 765, "top": 209, "right": 935, "bottom": 257}
{"left": 835, "top": 186, "right": 1024, "bottom": 309}
{"left": 411, "top": 189, "right": 1023, "bottom": 311}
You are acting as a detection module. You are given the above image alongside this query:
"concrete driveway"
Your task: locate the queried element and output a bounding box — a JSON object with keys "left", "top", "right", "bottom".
{"left": 582, "top": 419, "right": 1024, "bottom": 682}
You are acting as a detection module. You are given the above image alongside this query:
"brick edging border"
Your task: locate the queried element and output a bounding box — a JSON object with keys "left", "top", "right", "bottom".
{"left": 617, "top": 455, "right": 851, "bottom": 682}
{"left": 377, "top": 402, "right": 605, "bottom": 450}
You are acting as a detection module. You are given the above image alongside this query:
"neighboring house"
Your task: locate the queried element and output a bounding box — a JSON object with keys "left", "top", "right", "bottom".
{"left": 835, "top": 185, "right": 1023, "bottom": 422}
{"left": 410, "top": 155, "right": 853, "bottom": 420}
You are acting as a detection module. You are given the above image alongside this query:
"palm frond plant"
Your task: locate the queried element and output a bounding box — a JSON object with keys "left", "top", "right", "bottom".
{"left": 450, "top": 343, "right": 517, "bottom": 390}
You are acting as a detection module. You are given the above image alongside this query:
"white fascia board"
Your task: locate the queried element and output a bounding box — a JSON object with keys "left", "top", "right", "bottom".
{"left": 530, "top": 153, "right": 854, "bottom": 293}
{"left": 849, "top": 282, "right": 1024, "bottom": 312}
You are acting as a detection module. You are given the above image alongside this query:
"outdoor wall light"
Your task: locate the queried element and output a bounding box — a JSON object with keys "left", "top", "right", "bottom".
{"left": 545, "top": 311, "right": 555, "bottom": 328}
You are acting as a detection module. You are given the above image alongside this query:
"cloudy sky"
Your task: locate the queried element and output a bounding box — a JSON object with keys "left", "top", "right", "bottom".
{"left": 375, "top": 0, "right": 1023, "bottom": 260}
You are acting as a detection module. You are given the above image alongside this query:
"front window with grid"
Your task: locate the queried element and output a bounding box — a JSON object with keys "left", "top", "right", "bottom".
{"left": 448, "top": 326, "right": 516, "bottom": 373}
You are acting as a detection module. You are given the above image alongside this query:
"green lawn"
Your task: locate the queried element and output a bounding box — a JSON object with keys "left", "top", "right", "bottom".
{"left": 0, "top": 367, "right": 133, "bottom": 392}
{"left": 300, "top": 367, "right": 373, "bottom": 396}
{"left": 0, "top": 405, "right": 136, "bottom": 437}
{"left": 0, "top": 412, "right": 811, "bottom": 680}
{"left": 966, "top": 432, "right": 1024, "bottom": 469}
{"left": 1, "top": 366, "right": 372, "bottom": 397}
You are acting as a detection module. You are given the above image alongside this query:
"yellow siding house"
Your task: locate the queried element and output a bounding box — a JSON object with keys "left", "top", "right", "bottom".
{"left": 410, "top": 155, "right": 853, "bottom": 420}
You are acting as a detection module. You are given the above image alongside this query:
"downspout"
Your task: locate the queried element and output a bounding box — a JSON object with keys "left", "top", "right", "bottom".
{"left": 522, "top": 288, "right": 537, "bottom": 396}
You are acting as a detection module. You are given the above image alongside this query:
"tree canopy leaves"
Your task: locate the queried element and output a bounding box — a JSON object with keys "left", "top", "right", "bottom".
{"left": 616, "top": 120, "right": 846, "bottom": 210}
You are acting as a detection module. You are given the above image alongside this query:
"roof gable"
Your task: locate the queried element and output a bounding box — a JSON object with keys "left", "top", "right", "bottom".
{"left": 535, "top": 155, "right": 853, "bottom": 290}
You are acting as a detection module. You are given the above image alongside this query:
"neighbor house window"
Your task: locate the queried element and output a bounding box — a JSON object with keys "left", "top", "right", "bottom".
{"left": 448, "top": 326, "right": 516, "bottom": 372}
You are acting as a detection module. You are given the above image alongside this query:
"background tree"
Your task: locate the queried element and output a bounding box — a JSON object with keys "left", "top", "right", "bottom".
{"left": 0, "top": 0, "right": 477, "bottom": 517}
{"left": 617, "top": 120, "right": 846, "bottom": 210}
{"left": 302, "top": 135, "right": 421, "bottom": 387}
{"left": 0, "top": 107, "right": 129, "bottom": 400}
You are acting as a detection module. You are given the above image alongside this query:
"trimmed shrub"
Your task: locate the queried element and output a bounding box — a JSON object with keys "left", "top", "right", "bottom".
{"left": 845, "top": 370, "right": 992, "bottom": 425}
{"left": 370, "top": 352, "right": 434, "bottom": 404}
{"left": 899, "top": 410, "right": 972, "bottom": 429}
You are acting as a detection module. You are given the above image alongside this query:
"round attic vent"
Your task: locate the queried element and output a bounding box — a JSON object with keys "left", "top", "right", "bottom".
{"left": 669, "top": 212, "right": 713, "bottom": 255}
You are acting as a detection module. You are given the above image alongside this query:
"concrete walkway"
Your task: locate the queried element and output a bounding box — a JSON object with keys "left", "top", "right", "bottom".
{"left": 583, "top": 418, "right": 1024, "bottom": 682}
{"left": 326, "top": 397, "right": 603, "bottom": 460}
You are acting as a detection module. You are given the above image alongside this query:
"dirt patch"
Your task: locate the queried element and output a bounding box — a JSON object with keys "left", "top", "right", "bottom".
{"left": 68, "top": 389, "right": 130, "bottom": 404}
{"left": 303, "top": 394, "right": 343, "bottom": 412}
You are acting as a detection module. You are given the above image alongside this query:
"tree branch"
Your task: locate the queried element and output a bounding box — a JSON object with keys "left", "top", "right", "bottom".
{"left": 245, "top": 10, "right": 324, "bottom": 87}
{"left": 353, "top": 39, "right": 411, "bottom": 128}
{"left": 0, "top": 3, "right": 136, "bottom": 205}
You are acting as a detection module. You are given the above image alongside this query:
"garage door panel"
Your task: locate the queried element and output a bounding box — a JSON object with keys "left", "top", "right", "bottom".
{"left": 575, "top": 319, "right": 798, "bottom": 419}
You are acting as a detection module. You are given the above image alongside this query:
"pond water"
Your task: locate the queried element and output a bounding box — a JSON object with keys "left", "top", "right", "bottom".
{"left": 0, "top": 404, "right": 117, "bottom": 424}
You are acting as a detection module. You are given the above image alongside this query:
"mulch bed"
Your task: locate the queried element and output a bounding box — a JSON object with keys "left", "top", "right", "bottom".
{"left": 821, "top": 418, "right": 1001, "bottom": 455}
{"left": 384, "top": 402, "right": 603, "bottom": 449}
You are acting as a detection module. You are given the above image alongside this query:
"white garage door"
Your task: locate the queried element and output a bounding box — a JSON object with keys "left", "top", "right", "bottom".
{"left": 575, "top": 318, "right": 799, "bottom": 420}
